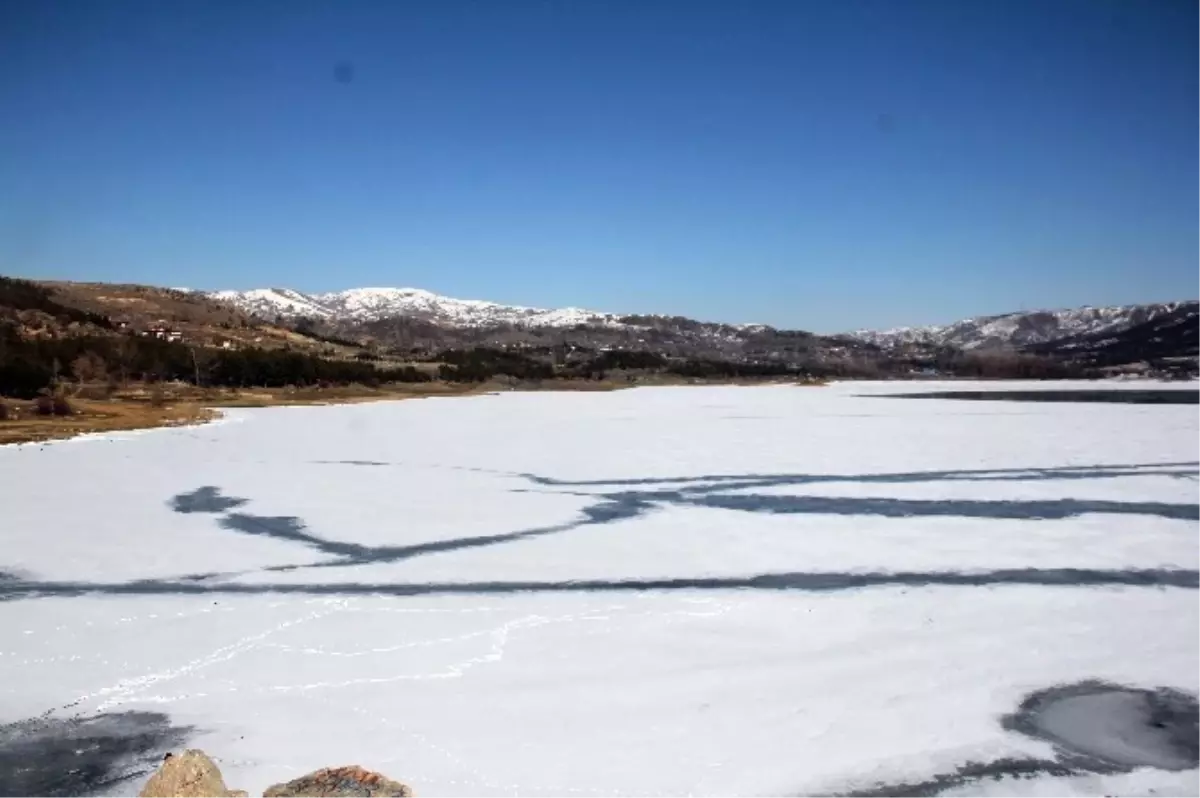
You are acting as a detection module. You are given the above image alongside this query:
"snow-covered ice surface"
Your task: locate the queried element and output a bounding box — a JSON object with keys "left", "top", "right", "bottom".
{"left": 1, "top": 381, "right": 1197, "bottom": 796}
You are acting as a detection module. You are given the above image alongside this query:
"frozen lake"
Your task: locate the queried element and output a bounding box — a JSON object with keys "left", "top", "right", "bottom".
{"left": 1, "top": 381, "right": 1197, "bottom": 796}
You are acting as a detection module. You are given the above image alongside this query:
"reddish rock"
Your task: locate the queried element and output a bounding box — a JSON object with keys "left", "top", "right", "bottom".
{"left": 263, "top": 766, "right": 412, "bottom": 797}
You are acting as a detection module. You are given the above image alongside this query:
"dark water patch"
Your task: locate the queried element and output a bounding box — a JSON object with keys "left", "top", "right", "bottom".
{"left": 0, "top": 711, "right": 193, "bottom": 797}
{"left": 168, "top": 486, "right": 247, "bottom": 514}
{"left": 1003, "top": 681, "right": 1199, "bottom": 771}
{"left": 881, "top": 390, "right": 1199, "bottom": 404}
{"left": 2, "top": 567, "right": 1194, "bottom": 602}
{"left": 578, "top": 497, "right": 654, "bottom": 524}
{"left": 838, "top": 681, "right": 1198, "bottom": 796}
{"left": 684, "top": 493, "right": 1199, "bottom": 521}
{"left": 219, "top": 513, "right": 371, "bottom": 559}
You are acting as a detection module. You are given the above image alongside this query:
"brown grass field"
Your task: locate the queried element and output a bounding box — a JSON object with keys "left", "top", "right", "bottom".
{"left": 0, "top": 383, "right": 478, "bottom": 445}
{"left": 0, "top": 397, "right": 217, "bottom": 446}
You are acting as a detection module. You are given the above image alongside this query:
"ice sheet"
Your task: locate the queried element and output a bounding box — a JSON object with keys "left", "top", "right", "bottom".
{"left": 1, "top": 381, "right": 1196, "bottom": 796}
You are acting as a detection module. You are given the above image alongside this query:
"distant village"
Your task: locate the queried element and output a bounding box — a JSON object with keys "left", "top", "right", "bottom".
{"left": 111, "top": 316, "right": 241, "bottom": 350}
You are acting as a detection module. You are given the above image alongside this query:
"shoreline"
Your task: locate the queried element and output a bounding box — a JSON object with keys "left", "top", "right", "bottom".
{"left": 14, "top": 374, "right": 1191, "bottom": 447}
{"left": 1, "top": 377, "right": 821, "bottom": 446}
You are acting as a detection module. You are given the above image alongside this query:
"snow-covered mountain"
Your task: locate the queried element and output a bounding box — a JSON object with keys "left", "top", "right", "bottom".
{"left": 209, "top": 287, "right": 622, "bottom": 328}
{"left": 846, "top": 302, "right": 1196, "bottom": 351}
{"left": 209, "top": 288, "right": 338, "bottom": 319}
{"left": 210, "top": 287, "right": 1195, "bottom": 354}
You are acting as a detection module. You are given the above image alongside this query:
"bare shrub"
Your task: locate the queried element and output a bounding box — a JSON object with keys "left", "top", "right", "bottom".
{"left": 52, "top": 394, "right": 73, "bottom": 416}
{"left": 71, "top": 352, "right": 107, "bottom": 383}
{"left": 73, "top": 383, "right": 111, "bottom": 401}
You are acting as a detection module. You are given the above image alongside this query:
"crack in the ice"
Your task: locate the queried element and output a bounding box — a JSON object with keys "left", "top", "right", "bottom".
{"left": 5, "top": 461, "right": 1195, "bottom": 605}
{"left": 836, "top": 756, "right": 1087, "bottom": 797}
{"left": 115, "top": 604, "right": 651, "bottom": 711}
{"left": 2, "top": 567, "right": 1195, "bottom": 602}
{"left": 153, "top": 461, "right": 1200, "bottom": 587}
{"left": 5, "top": 448, "right": 1196, "bottom": 797}
{"left": 219, "top": 514, "right": 372, "bottom": 558}
{"left": 74, "top": 603, "right": 341, "bottom": 712}
{"left": 160, "top": 486, "right": 658, "bottom": 580}
{"left": 672, "top": 493, "right": 1199, "bottom": 520}
{"left": 517, "top": 461, "right": 1200, "bottom": 489}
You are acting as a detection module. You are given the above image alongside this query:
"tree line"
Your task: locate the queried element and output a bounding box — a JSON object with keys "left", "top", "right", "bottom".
{"left": 2, "top": 321, "right": 1105, "bottom": 400}
{"left": 431, "top": 347, "right": 827, "bottom": 382}
{"left": 0, "top": 276, "right": 114, "bottom": 329}
{"left": 0, "top": 326, "right": 430, "bottom": 398}
{"left": 0, "top": 274, "right": 1104, "bottom": 398}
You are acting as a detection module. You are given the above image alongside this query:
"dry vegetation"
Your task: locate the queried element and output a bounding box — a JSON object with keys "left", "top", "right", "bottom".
{"left": 0, "top": 382, "right": 484, "bottom": 445}
{"left": 42, "top": 281, "right": 251, "bottom": 327}
{"left": 0, "top": 395, "right": 216, "bottom": 446}
{"left": 34, "top": 280, "right": 368, "bottom": 358}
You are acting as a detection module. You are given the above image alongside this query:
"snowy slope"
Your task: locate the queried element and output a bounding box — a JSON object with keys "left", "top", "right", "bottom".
{"left": 1030, "top": 303, "right": 1200, "bottom": 363}
{"left": 211, "top": 286, "right": 620, "bottom": 328}
{"left": 848, "top": 302, "right": 1195, "bottom": 350}
{"left": 211, "top": 286, "right": 1195, "bottom": 347}
{"left": 0, "top": 383, "right": 1196, "bottom": 797}
{"left": 208, "top": 288, "right": 337, "bottom": 319}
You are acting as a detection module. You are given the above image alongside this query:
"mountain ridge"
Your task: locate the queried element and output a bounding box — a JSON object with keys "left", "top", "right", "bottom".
{"left": 210, "top": 286, "right": 1195, "bottom": 352}
{"left": 846, "top": 301, "right": 1196, "bottom": 350}
{"left": 2, "top": 276, "right": 1194, "bottom": 389}
{"left": 209, "top": 287, "right": 622, "bottom": 328}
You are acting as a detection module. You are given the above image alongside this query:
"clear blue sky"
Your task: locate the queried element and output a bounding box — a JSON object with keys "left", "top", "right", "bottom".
{"left": 1, "top": 0, "right": 1195, "bottom": 331}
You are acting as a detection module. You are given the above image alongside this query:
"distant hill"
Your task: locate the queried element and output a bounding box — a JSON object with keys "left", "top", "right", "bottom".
{"left": 1026, "top": 302, "right": 1199, "bottom": 368}
{"left": 211, "top": 284, "right": 1197, "bottom": 375}
{"left": 845, "top": 302, "right": 1195, "bottom": 351}
{"left": 0, "top": 278, "right": 365, "bottom": 357}
{"left": 3, "top": 276, "right": 1196, "bottom": 389}
{"left": 207, "top": 285, "right": 879, "bottom": 369}
{"left": 210, "top": 286, "right": 619, "bottom": 327}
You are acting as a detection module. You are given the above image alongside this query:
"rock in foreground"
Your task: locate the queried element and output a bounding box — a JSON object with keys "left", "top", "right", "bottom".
{"left": 138, "top": 750, "right": 247, "bottom": 797}
{"left": 263, "top": 766, "right": 413, "bottom": 797}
